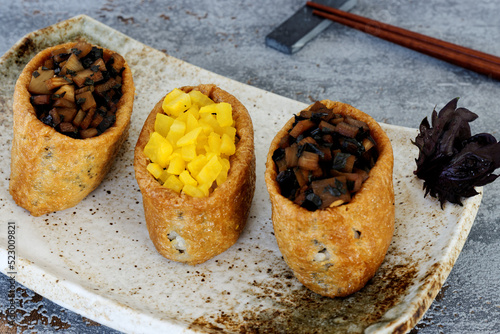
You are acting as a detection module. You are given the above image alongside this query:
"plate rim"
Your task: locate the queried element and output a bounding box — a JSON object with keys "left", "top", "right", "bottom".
{"left": 0, "top": 14, "right": 483, "bottom": 334}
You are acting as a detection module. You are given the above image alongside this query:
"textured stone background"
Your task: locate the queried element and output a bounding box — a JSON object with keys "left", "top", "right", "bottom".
{"left": 1, "top": 0, "right": 499, "bottom": 333}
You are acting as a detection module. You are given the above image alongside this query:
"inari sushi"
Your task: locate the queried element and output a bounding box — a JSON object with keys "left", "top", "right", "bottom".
{"left": 10, "top": 41, "right": 134, "bottom": 216}
{"left": 265, "top": 100, "right": 394, "bottom": 297}
{"left": 134, "top": 84, "right": 255, "bottom": 265}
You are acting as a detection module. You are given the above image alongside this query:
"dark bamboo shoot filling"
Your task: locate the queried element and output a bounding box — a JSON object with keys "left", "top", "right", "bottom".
{"left": 28, "top": 42, "right": 125, "bottom": 139}
{"left": 272, "top": 101, "right": 379, "bottom": 211}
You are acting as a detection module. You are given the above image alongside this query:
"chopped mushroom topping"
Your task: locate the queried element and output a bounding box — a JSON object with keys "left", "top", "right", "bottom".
{"left": 272, "top": 102, "right": 378, "bottom": 211}
{"left": 28, "top": 42, "right": 126, "bottom": 139}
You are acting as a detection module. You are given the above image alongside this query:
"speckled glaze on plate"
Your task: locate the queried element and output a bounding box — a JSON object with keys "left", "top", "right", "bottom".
{"left": 0, "top": 15, "right": 482, "bottom": 334}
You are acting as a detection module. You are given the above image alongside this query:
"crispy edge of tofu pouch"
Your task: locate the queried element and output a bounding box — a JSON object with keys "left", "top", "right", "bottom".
{"left": 134, "top": 84, "right": 256, "bottom": 265}
{"left": 265, "top": 100, "right": 395, "bottom": 298}
{"left": 9, "top": 42, "right": 135, "bottom": 216}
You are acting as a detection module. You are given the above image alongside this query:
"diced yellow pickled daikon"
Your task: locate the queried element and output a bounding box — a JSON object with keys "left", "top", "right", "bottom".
{"left": 158, "top": 170, "right": 171, "bottom": 184}
{"left": 177, "top": 127, "right": 202, "bottom": 147}
{"left": 155, "top": 113, "right": 174, "bottom": 138}
{"left": 199, "top": 103, "right": 217, "bottom": 115}
{"left": 198, "top": 118, "right": 214, "bottom": 136}
{"left": 198, "top": 182, "right": 211, "bottom": 197}
{"left": 181, "top": 144, "right": 197, "bottom": 161}
{"left": 189, "top": 90, "right": 214, "bottom": 107}
{"left": 187, "top": 104, "right": 200, "bottom": 117}
{"left": 220, "top": 157, "right": 230, "bottom": 170}
{"left": 147, "top": 162, "right": 163, "bottom": 179}
{"left": 216, "top": 168, "right": 228, "bottom": 186}
{"left": 221, "top": 126, "right": 236, "bottom": 141}
{"left": 200, "top": 103, "right": 233, "bottom": 127}
{"left": 206, "top": 152, "right": 217, "bottom": 162}
{"left": 162, "top": 89, "right": 191, "bottom": 117}
{"left": 167, "top": 154, "right": 185, "bottom": 175}
{"left": 196, "top": 155, "right": 222, "bottom": 185}
{"left": 182, "top": 184, "right": 205, "bottom": 198}
{"left": 164, "top": 175, "right": 183, "bottom": 193}
{"left": 199, "top": 113, "right": 223, "bottom": 135}
{"left": 163, "top": 88, "right": 183, "bottom": 104}
{"left": 220, "top": 133, "right": 236, "bottom": 155}
{"left": 208, "top": 132, "right": 221, "bottom": 154}
{"left": 179, "top": 170, "right": 197, "bottom": 187}
{"left": 185, "top": 112, "right": 199, "bottom": 133}
{"left": 216, "top": 158, "right": 230, "bottom": 186}
{"left": 196, "top": 133, "right": 208, "bottom": 153}
{"left": 187, "top": 154, "right": 207, "bottom": 177}
{"left": 169, "top": 148, "right": 182, "bottom": 159}
{"left": 144, "top": 132, "right": 173, "bottom": 168}
{"left": 176, "top": 110, "right": 189, "bottom": 123}
{"left": 146, "top": 88, "right": 238, "bottom": 197}
{"left": 166, "top": 119, "right": 186, "bottom": 148}
{"left": 216, "top": 103, "right": 233, "bottom": 127}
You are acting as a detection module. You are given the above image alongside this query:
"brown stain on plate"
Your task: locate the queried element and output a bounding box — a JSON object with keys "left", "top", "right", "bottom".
{"left": 11, "top": 37, "right": 37, "bottom": 65}
{"left": 188, "top": 262, "right": 418, "bottom": 333}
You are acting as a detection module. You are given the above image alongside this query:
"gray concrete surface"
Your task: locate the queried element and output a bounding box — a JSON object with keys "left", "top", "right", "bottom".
{"left": 1, "top": 0, "right": 499, "bottom": 332}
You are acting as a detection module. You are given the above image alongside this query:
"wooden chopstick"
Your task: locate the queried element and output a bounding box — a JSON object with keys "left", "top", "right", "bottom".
{"left": 306, "top": 1, "right": 500, "bottom": 80}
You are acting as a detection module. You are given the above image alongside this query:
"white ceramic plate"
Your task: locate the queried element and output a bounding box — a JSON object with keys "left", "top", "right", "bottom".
{"left": 0, "top": 15, "right": 482, "bottom": 334}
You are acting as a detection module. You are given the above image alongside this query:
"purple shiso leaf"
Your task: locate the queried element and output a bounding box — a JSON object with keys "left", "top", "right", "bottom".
{"left": 413, "top": 98, "right": 500, "bottom": 208}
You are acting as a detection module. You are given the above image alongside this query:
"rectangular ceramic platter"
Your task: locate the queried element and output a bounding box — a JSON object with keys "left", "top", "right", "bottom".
{"left": 0, "top": 15, "right": 482, "bottom": 334}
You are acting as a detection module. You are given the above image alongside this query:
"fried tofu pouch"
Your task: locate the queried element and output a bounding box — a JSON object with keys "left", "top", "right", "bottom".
{"left": 134, "top": 84, "right": 256, "bottom": 265}
{"left": 265, "top": 100, "right": 395, "bottom": 297}
{"left": 9, "top": 42, "right": 135, "bottom": 216}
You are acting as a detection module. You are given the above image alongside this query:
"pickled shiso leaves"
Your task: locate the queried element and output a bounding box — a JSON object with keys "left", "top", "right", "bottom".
{"left": 413, "top": 98, "right": 500, "bottom": 207}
